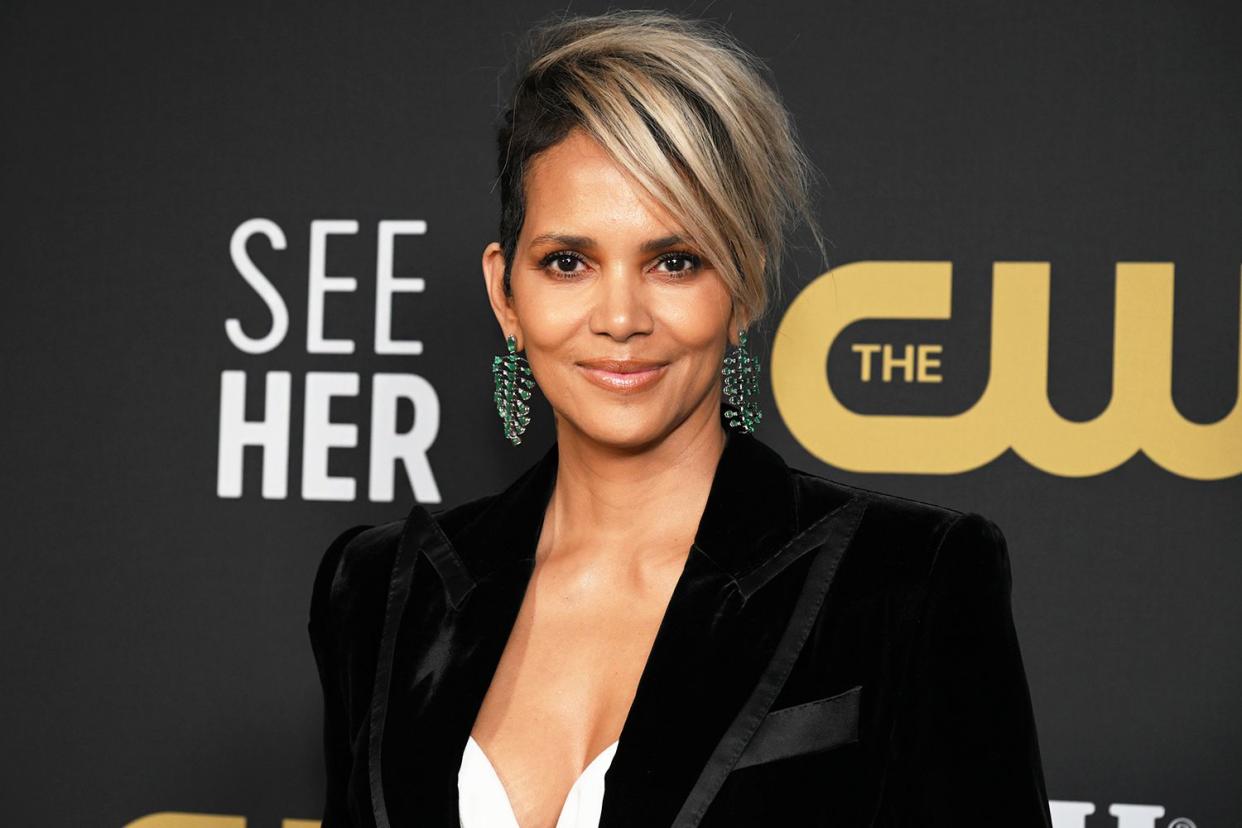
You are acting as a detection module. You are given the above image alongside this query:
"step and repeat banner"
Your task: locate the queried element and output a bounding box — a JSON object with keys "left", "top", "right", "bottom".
{"left": 3, "top": 1, "right": 1239, "bottom": 826}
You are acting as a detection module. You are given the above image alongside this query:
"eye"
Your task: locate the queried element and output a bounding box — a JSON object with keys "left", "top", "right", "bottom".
{"left": 539, "top": 250, "right": 588, "bottom": 279}
{"left": 654, "top": 251, "right": 702, "bottom": 277}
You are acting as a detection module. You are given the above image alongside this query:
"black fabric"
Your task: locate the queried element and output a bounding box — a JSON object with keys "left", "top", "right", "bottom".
{"left": 733, "top": 685, "right": 861, "bottom": 771}
{"left": 307, "top": 430, "right": 1053, "bottom": 827}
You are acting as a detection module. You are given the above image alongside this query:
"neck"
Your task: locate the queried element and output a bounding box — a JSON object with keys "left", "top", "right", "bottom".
{"left": 538, "top": 402, "right": 729, "bottom": 571}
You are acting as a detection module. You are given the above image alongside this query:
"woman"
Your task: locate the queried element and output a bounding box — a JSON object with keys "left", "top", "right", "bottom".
{"left": 308, "top": 10, "right": 1053, "bottom": 828}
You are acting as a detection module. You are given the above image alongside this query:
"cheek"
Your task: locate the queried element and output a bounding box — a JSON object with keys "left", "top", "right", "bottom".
{"left": 654, "top": 295, "right": 731, "bottom": 391}
{"left": 658, "top": 288, "right": 732, "bottom": 349}
{"left": 514, "top": 283, "right": 583, "bottom": 349}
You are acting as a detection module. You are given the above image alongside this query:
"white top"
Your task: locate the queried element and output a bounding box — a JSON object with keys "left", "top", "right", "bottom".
{"left": 458, "top": 735, "right": 620, "bottom": 828}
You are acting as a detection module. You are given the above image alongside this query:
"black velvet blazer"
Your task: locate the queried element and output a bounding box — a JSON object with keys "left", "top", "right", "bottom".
{"left": 308, "top": 430, "right": 1053, "bottom": 827}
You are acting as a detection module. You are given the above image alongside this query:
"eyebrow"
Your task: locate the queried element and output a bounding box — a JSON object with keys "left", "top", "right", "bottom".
{"left": 528, "top": 233, "right": 688, "bottom": 254}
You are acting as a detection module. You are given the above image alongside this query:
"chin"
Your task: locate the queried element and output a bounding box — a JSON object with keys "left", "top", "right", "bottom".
{"left": 567, "top": 405, "right": 674, "bottom": 451}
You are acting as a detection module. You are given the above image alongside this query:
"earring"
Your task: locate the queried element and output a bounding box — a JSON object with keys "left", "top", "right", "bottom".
{"left": 492, "top": 333, "right": 535, "bottom": 445}
{"left": 722, "top": 327, "right": 763, "bottom": 433}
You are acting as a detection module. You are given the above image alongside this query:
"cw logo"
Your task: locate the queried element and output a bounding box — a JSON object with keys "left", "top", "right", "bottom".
{"left": 772, "top": 261, "right": 1242, "bottom": 480}
{"left": 1050, "top": 801, "right": 1193, "bottom": 828}
{"left": 124, "top": 817, "right": 316, "bottom": 828}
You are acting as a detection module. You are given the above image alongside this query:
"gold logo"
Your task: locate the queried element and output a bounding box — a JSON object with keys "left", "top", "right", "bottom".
{"left": 772, "top": 261, "right": 1242, "bottom": 480}
{"left": 124, "top": 815, "right": 317, "bottom": 828}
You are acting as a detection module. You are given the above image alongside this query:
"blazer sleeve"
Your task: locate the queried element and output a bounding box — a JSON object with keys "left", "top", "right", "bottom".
{"left": 308, "top": 524, "right": 373, "bottom": 828}
{"left": 875, "top": 512, "right": 1053, "bottom": 827}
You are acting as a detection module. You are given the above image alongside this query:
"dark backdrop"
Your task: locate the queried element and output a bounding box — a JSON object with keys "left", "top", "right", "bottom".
{"left": 3, "top": 1, "right": 1240, "bottom": 826}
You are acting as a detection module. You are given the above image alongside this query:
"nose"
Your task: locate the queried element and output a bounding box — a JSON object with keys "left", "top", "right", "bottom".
{"left": 588, "top": 263, "right": 655, "bottom": 341}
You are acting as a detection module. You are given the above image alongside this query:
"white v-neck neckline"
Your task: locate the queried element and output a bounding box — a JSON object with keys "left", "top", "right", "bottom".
{"left": 458, "top": 735, "right": 620, "bottom": 828}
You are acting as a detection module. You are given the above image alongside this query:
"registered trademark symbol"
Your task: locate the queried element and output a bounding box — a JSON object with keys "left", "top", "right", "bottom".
{"left": 1167, "top": 818, "right": 1196, "bottom": 828}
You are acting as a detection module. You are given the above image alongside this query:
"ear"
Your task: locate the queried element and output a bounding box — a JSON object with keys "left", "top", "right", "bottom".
{"left": 482, "top": 241, "right": 522, "bottom": 349}
{"left": 729, "top": 252, "right": 765, "bottom": 345}
{"left": 727, "top": 297, "right": 750, "bottom": 347}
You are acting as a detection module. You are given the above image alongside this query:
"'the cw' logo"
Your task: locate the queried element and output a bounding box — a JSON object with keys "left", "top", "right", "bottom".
{"left": 1050, "top": 801, "right": 1195, "bottom": 828}
{"left": 124, "top": 817, "right": 315, "bottom": 828}
{"left": 772, "top": 262, "right": 1241, "bottom": 480}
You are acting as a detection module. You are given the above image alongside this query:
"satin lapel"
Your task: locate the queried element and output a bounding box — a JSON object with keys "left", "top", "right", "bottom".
{"left": 598, "top": 494, "right": 866, "bottom": 827}
{"left": 373, "top": 440, "right": 561, "bottom": 827}
{"left": 670, "top": 494, "right": 867, "bottom": 827}
{"left": 364, "top": 496, "right": 421, "bottom": 828}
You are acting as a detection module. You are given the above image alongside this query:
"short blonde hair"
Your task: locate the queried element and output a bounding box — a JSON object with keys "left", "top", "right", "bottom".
{"left": 494, "top": 9, "right": 825, "bottom": 331}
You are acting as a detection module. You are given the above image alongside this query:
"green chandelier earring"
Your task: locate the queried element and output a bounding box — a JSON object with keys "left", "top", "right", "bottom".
{"left": 722, "top": 327, "right": 763, "bottom": 433}
{"left": 492, "top": 333, "right": 536, "bottom": 445}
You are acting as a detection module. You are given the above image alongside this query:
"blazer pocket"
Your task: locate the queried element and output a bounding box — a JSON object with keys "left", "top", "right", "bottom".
{"left": 734, "top": 685, "right": 862, "bottom": 770}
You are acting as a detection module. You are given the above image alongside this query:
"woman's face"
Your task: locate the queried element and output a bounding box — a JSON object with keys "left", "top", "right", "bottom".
{"left": 482, "top": 128, "right": 742, "bottom": 449}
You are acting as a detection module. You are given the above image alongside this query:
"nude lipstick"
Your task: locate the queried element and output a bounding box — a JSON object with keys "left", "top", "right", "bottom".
{"left": 575, "top": 358, "right": 669, "bottom": 393}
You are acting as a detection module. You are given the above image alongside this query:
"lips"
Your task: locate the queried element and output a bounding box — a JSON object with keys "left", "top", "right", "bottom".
{"left": 576, "top": 359, "right": 669, "bottom": 393}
